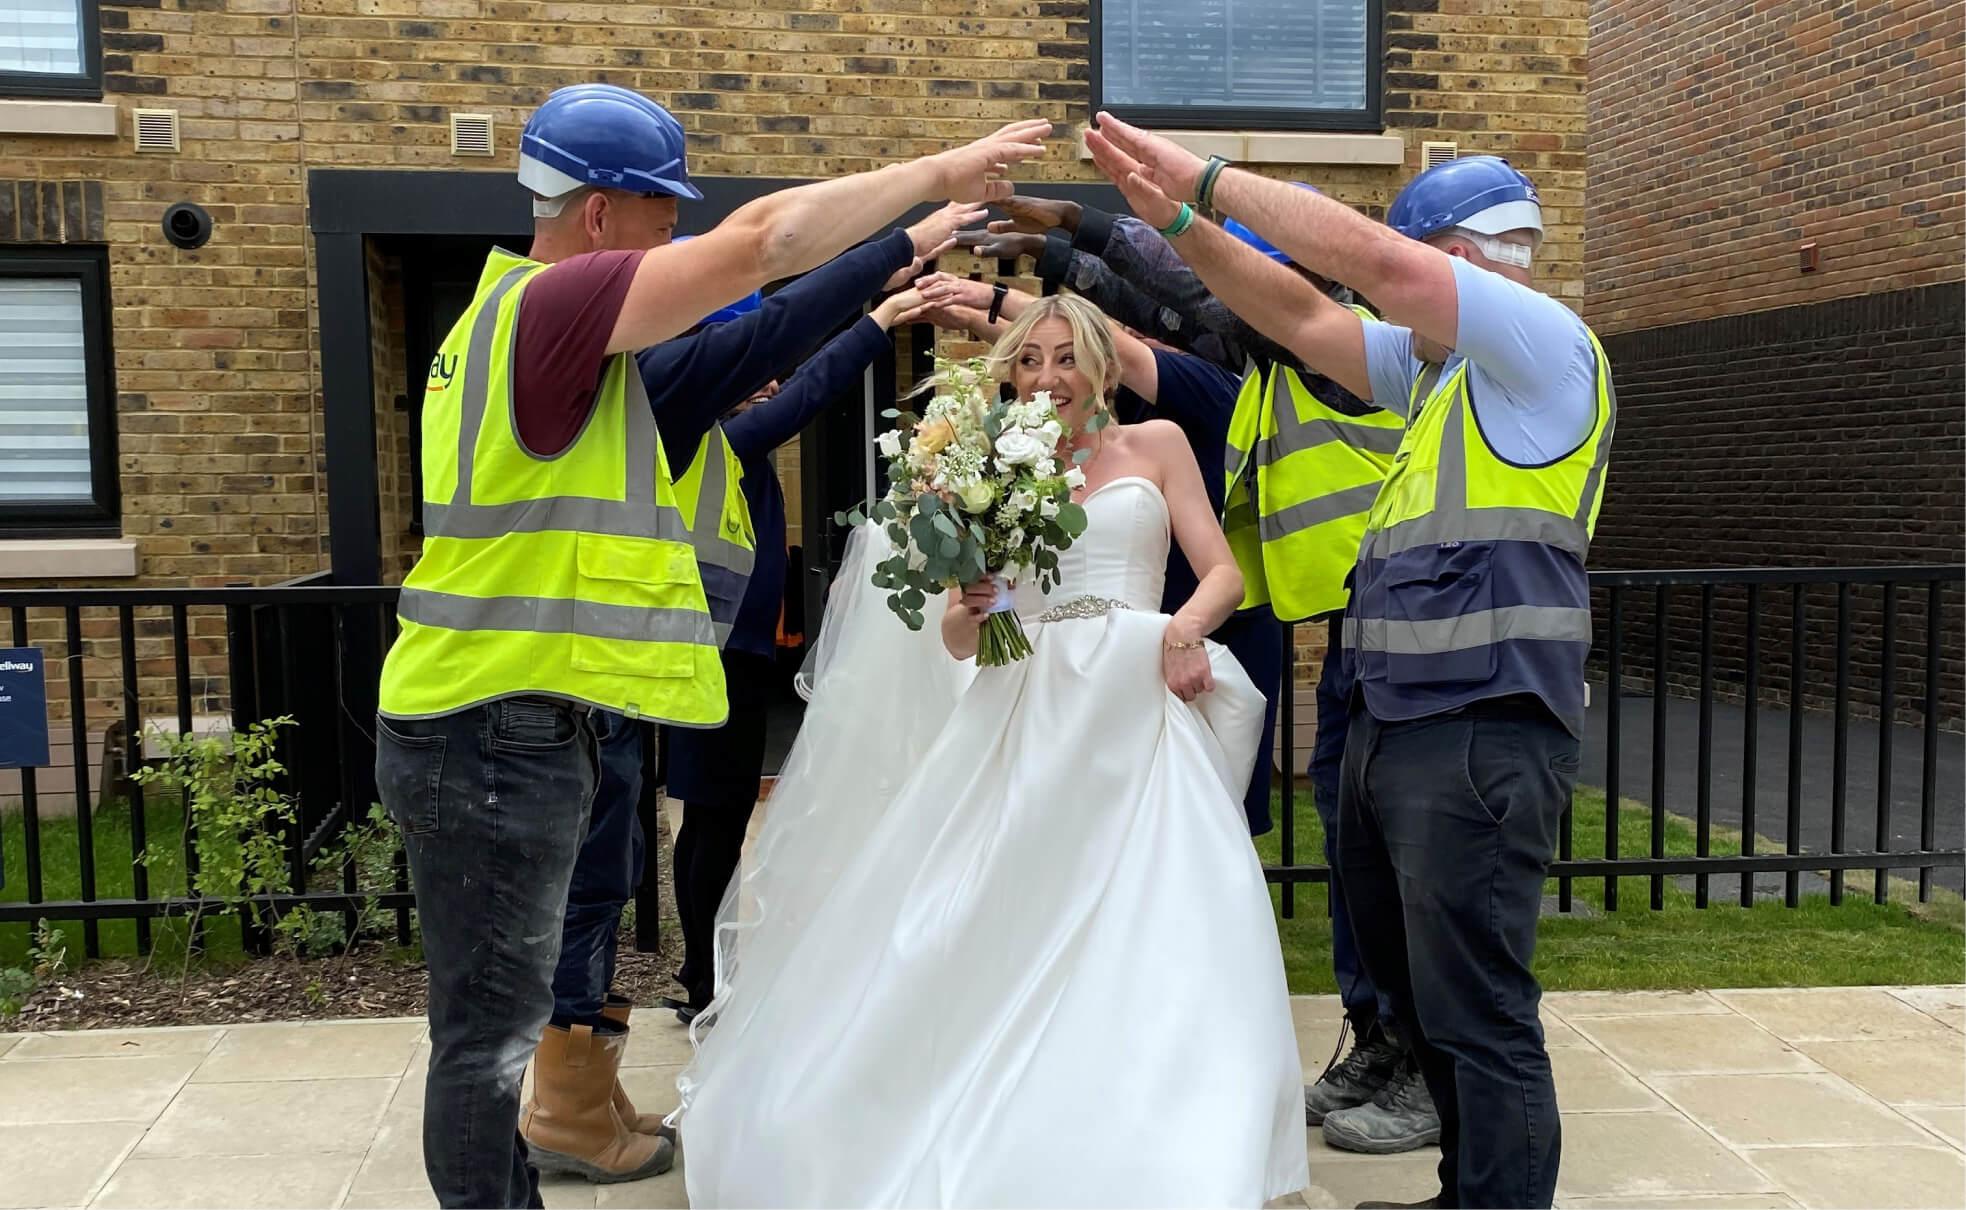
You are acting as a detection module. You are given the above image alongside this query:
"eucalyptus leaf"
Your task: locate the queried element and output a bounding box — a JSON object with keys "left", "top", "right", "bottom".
{"left": 1056, "top": 501, "right": 1086, "bottom": 532}
{"left": 939, "top": 537, "right": 961, "bottom": 559}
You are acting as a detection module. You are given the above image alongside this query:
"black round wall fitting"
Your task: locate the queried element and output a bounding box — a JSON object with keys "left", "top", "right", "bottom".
{"left": 162, "top": 202, "right": 213, "bottom": 250}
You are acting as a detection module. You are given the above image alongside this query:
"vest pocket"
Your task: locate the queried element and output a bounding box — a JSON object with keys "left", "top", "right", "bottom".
{"left": 1382, "top": 544, "right": 1497, "bottom": 685}
{"left": 570, "top": 535, "right": 701, "bottom": 679}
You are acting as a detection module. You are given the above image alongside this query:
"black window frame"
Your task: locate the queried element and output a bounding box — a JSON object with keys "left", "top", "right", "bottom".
{"left": 0, "top": 245, "right": 121, "bottom": 536}
{"left": 0, "top": 0, "right": 103, "bottom": 101}
{"left": 1088, "top": 0, "right": 1384, "bottom": 133}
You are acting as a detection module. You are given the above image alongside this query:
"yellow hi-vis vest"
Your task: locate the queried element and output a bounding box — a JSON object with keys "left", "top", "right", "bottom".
{"left": 378, "top": 247, "right": 727, "bottom": 725}
{"left": 671, "top": 424, "right": 756, "bottom": 648}
{"left": 1222, "top": 309, "right": 1404, "bottom": 622}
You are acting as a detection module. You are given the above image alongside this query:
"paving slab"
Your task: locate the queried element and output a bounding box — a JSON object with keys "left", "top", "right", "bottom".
{"left": 135, "top": 1077, "right": 396, "bottom": 1157}
{"left": 1796, "top": 1037, "right": 1966, "bottom": 1106}
{"left": 1714, "top": 988, "right": 1961, "bottom": 1042}
{"left": 1653, "top": 1073, "right": 1932, "bottom": 1147}
{"left": 0, "top": 1053, "right": 199, "bottom": 1125}
{"left": 1747, "top": 1145, "right": 1966, "bottom": 1210}
{"left": 1575, "top": 1013, "right": 1817, "bottom": 1076}
{"left": 0, "top": 1121, "right": 145, "bottom": 1209}
{"left": 191, "top": 1020, "right": 424, "bottom": 1083}
{"left": 91, "top": 1153, "right": 362, "bottom": 1210}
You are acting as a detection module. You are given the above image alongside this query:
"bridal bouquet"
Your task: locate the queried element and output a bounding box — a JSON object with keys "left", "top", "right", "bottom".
{"left": 835, "top": 355, "right": 1091, "bottom": 666}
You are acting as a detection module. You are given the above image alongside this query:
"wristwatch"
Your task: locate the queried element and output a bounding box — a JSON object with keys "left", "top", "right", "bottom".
{"left": 987, "top": 283, "right": 1008, "bottom": 324}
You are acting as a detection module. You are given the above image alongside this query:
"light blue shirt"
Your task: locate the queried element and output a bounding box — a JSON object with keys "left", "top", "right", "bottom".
{"left": 1360, "top": 258, "right": 1599, "bottom": 464}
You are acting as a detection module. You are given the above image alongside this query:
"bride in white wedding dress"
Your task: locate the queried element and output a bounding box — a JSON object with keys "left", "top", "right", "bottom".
{"left": 674, "top": 295, "right": 1308, "bottom": 1208}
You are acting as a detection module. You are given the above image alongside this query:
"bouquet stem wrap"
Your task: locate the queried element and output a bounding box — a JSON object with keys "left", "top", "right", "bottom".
{"left": 977, "top": 578, "right": 1031, "bottom": 667}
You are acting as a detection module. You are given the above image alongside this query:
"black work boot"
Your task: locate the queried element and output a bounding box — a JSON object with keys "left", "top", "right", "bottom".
{"left": 1304, "top": 1018, "right": 1402, "bottom": 1126}
{"left": 1322, "top": 1055, "right": 1443, "bottom": 1154}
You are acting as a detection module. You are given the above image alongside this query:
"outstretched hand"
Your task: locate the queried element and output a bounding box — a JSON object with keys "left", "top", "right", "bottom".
{"left": 1083, "top": 115, "right": 1200, "bottom": 231}
{"left": 933, "top": 119, "right": 1056, "bottom": 205}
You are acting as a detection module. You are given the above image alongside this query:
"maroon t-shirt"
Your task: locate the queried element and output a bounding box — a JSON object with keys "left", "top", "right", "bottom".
{"left": 510, "top": 248, "right": 647, "bottom": 457}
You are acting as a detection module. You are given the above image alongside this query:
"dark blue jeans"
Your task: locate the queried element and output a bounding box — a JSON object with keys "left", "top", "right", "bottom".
{"left": 1334, "top": 698, "right": 1577, "bottom": 1208}
{"left": 551, "top": 710, "right": 648, "bottom": 1026}
{"left": 376, "top": 698, "right": 598, "bottom": 1210}
{"left": 1308, "top": 619, "right": 1393, "bottom": 1031}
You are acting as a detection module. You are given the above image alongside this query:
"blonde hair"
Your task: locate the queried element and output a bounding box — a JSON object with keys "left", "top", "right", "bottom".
{"left": 985, "top": 293, "right": 1119, "bottom": 410}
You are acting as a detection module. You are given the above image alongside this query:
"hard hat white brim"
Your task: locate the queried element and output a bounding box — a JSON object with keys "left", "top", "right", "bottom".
{"left": 1458, "top": 199, "right": 1544, "bottom": 240}
{"left": 519, "top": 156, "right": 585, "bottom": 216}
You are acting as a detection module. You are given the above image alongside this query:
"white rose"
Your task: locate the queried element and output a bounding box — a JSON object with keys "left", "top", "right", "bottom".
{"left": 958, "top": 480, "right": 996, "bottom": 513}
{"left": 1040, "top": 495, "right": 1061, "bottom": 519}
{"left": 1034, "top": 457, "right": 1057, "bottom": 479}
{"left": 1040, "top": 419, "right": 1063, "bottom": 443}
{"left": 875, "top": 430, "right": 902, "bottom": 458}
{"left": 1064, "top": 466, "right": 1087, "bottom": 490}
{"left": 994, "top": 429, "right": 1050, "bottom": 467}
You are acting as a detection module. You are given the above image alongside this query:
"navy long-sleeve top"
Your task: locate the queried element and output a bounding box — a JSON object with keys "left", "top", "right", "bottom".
{"left": 636, "top": 228, "right": 913, "bottom": 658}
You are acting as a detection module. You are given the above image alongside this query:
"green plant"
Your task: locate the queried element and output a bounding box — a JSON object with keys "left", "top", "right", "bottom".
{"left": 0, "top": 966, "right": 31, "bottom": 1018}
{"left": 29, "top": 919, "right": 67, "bottom": 981}
{"left": 134, "top": 716, "right": 308, "bottom": 962}
{"left": 303, "top": 978, "right": 328, "bottom": 1009}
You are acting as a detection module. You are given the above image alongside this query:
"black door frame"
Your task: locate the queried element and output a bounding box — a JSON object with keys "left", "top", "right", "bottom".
{"left": 310, "top": 167, "right": 1129, "bottom": 586}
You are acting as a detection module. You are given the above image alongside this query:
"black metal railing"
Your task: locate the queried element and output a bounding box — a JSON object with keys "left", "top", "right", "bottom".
{"left": 0, "top": 583, "right": 409, "bottom": 958}
{"left": 3, "top": 564, "right": 1962, "bottom": 961}
{"left": 1266, "top": 565, "right": 1965, "bottom": 912}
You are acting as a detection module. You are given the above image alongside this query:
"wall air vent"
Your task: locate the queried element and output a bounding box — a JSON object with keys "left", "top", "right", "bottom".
{"left": 133, "top": 108, "right": 180, "bottom": 153}
{"left": 1420, "top": 140, "right": 1458, "bottom": 170}
{"left": 451, "top": 113, "right": 494, "bottom": 157}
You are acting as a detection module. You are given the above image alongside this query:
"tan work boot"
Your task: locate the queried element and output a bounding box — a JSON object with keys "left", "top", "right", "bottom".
{"left": 599, "top": 996, "right": 679, "bottom": 1141}
{"left": 520, "top": 1024, "right": 674, "bottom": 1182}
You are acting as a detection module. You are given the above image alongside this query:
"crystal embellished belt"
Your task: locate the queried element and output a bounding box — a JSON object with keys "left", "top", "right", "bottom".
{"left": 1033, "top": 596, "right": 1135, "bottom": 624}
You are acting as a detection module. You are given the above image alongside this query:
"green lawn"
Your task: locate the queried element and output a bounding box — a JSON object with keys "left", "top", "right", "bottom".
{"left": 1257, "top": 786, "right": 1966, "bottom": 995}
{"left": 1, "top": 796, "right": 249, "bottom": 969}
{"left": 8, "top": 787, "right": 1964, "bottom": 994}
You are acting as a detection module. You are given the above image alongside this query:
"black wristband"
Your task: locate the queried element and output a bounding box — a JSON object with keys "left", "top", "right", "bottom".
{"left": 1197, "top": 155, "right": 1232, "bottom": 211}
{"left": 988, "top": 283, "right": 1008, "bottom": 325}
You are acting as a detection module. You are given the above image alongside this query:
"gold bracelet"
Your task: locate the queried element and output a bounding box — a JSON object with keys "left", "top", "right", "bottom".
{"left": 1164, "top": 636, "right": 1204, "bottom": 651}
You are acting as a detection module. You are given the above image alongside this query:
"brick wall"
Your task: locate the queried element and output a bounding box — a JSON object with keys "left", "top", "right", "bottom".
{"left": 1584, "top": 0, "right": 1965, "bottom": 727}
{"left": 1588, "top": 284, "right": 1965, "bottom": 724}
{"left": 1587, "top": 0, "right": 1963, "bottom": 334}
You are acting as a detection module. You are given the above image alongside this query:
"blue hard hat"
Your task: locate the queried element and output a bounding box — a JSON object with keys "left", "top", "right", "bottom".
{"left": 519, "top": 83, "right": 701, "bottom": 214}
{"left": 1387, "top": 154, "right": 1543, "bottom": 245}
{"left": 1221, "top": 183, "right": 1318, "bottom": 264}
{"left": 699, "top": 291, "right": 762, "bottom": 327}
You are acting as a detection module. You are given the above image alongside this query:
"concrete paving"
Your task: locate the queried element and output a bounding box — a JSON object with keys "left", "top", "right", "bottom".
{"left": 2, "top": 986, "right": 1961, "bottom": 1209}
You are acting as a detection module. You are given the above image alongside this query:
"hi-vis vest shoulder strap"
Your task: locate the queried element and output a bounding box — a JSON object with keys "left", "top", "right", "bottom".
{"left": 378, "top": 247, "right": 727, "bottom": 725}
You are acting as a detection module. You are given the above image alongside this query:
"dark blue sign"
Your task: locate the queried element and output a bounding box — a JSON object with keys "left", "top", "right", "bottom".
{"left": 0, "top": 647, "right": 51, "bottom": 769}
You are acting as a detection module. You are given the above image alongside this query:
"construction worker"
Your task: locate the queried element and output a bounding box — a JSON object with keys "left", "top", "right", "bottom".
{"left": 1085, "top": 122, "right": 1614, "bottom": 1209}
{"left": 522, "top": 210, "right": 975, "bottom": 1186}
{"left": 374, "top": 79, "right": 1049, "bottom": 1208}
{"left": 967, "top": 196, "right": 1435, "bottom": 1152}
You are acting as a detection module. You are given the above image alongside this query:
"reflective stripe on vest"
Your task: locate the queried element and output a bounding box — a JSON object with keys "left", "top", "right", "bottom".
{"left": 1344, "top": 329, "right": 1615, "bottom": 737}
{"left": 377, "top": 247, "right": 725, "bottom": 725}
{"left": 673, "top": 425, "right": 756, "bottom": 647}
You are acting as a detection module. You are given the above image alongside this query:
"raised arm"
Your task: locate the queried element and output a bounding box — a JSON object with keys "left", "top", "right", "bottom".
{"left": 1086, "top": 115, "right": 1460, "bottom": 361}
{"left": 604, "top": 119, "right": 1053, "bottom": 354}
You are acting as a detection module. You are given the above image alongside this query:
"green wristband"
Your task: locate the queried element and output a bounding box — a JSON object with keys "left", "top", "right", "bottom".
{"left": 1157, "top": 202, "right": 1196, "bottom": 239}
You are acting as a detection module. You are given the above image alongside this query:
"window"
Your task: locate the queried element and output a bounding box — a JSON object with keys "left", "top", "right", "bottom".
{"left": 1091, "top": 0, "right": 1381, "bottom": 131}
{"left": 0, "top": 247, "right": 118, "bottom": 533}
{"left": 0, "top": 0, "right": 102, "bottom": 100}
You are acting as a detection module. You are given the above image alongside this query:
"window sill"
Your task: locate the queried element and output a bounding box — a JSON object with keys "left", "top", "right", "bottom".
{"left": 0, "top": 538, "right": 138, "bottom": 579}
{"left": 0, "top": 98, "right": 118, "bottom": 137}
{"left": 1076, "top": 127, "right": 1405, "bottom": 167}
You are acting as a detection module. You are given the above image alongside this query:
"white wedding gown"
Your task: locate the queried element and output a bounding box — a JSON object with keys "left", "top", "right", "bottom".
{"left": 675, "top": 476, "right": 1309, "bottom": 1208}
